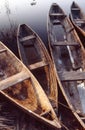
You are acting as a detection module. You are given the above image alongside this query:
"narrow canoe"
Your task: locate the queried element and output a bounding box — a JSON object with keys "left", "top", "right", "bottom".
{"left": 47, "top": 3, "right": 85, "bottom": 129}
{"left": 70, "top": 1, "right": 85, "bottom": 47}
{"left": 70, "top": 1, "right": 85, "bottom": 29}
{"left": 0, "top": 41, "right": 61, "bottom": 129}
{"left": 17, "top": 24, "right": 58, "bottom": 111}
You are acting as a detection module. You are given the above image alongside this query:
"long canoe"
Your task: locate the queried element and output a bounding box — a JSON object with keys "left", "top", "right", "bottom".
{"left": 17, "top": 24, "right": 58, "bottom": 111}
{"left": 70, "top": 1, "right": 85, "bottom": 47}
{"left": 0, "top": 41, "right": 61, "bottom": 129}
{"left": 70, "top": 1, "right": 85, "bottom": 30}
{"left": 47, "top": 3, "right": 85, "bottom": 129}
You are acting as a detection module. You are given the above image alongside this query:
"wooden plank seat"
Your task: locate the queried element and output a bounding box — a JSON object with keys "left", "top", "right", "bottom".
{"left": 66, "top": 27, "right": 74, "bottom": 33}
{"left": 75, "top": 19, "right": 85, "bottom": 24}
{"left": 0, "top": 71, "right": 30, "bottom": 91}
{"left": 49, "top": 13, "right": 66, "bottom": 17}
{"left": 80, "top": 117, "right": 85, "bottom": 120}
{"left": 71, "top": 8, "right": 80, "bottom": 11}
{"left": 29, "top": 61, "right": 48, "bottom": 70}
{"left": 20, "top": 35, "right": 36, "bottom": 42}
{"left": 40, "top": 110, "right": 51, "bottom": 117}
{"left": 53, "top": 41, "right": 80, "bottom": 46}
{"left": 22, "top": 42, "right": 34, "bottom": 47}
{"left": 0, "top": 49, "right": 7, "bottom": 53}
{"left": 53, "top": 20, "right": 61, "bottom": 25}
{"left": 59, "top": 71, "right": 85, "bottom": 81}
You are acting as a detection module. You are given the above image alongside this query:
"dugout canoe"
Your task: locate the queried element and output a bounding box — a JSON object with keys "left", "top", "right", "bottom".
{"left": 17, "top": 24, "right": 58, "bottom": 110}
{"left": 70, "top": 15, "right": 85, "bottom": 48}
{"left": 47, "top": 3, "right": 85, "bottom": 129}
{"left": 0, "top": 41, "right": 61, "bottom": 129}
{"left": 70, "top": 1, "right": 85, "bottom": 30}
{"left": 70, "top": 1, "right": 85, "bottom": 47}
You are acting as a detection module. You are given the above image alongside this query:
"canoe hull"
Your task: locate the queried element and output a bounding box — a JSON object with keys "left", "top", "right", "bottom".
{"left": 47, "top": 3, "right": 85, "bottom": 129}
{"left": 0, "top": 41, "right": 61, "bottom": 129}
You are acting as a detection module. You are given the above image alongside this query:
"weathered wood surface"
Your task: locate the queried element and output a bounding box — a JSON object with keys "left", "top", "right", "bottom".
{"left": 20, "top": 35, "right": 35, "bottom": 42}
{"left": 48, "top": 2, "right": 85, "bottom": 129}
{"left": 49, "top": 13, "right": 65, "bottom": 16}
{"left": 53, "top": 41, "right": 79, "bottom": 46}
{"left": 0, "top": 71, "right": 30, "bottom": 91}
{"left": 70, "top": 1, "right": 85, "bottom": 29}
{"left": 0, "top": 41, "right": 61, "bottom": 129}
{"left": 0, "top": 95, "right": 59, "bottom": 130}
{"left": 17, "top": 24, "right": 58, "bottom": 120}
{"left": 59, "top": 71, "right": 85, "bottom": 81}
{"left": 29, "top": 61, "right": 48, "bottom": 70}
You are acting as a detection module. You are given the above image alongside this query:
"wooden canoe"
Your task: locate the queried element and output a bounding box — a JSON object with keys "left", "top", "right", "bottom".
{"left": 0, "top": 41, "right": 61, "bottom": 129}
{"left": 47, "top": 3, "right": 85, "bottom": 129}
{"left": 70, "top": 1, "right": 85, "bottom": 29}
{"left": 70, "top": 15, "right": 85, "bottom": 48}
{"left": 70, "top": 1, "right": 85, "bottom": 47}
{"left": 17, "top": 24, "right": 58, "bottom": 110}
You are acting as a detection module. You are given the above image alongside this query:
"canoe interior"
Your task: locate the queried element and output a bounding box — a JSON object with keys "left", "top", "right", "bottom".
{"left": 50, "top": 3, "right": 63, "bottom": 14}
{"left": 19, "top": 25, "right": 33, "bottom": 37}
{"left": 0, "top": 44, "right": 46, "bottom": 115}
{"left": 0, "top": 44, "right": 22, "bottom": 81}
{"left": 48, "top": 4, "right": 85, "bottom": 115}
{"left": 71, "top": 2, "right": 85, "bottom": 30}
{"left": 21, "top": 39, "right": 42, "bottom": 65}
{"left": 19, "top": 40, "right": 50, "bottom": 95}
{"left": 31, "top": 67, "right": 50, "bottom": 95}
{"left": 18, "top": 25, "right": 44, "bottom": 66}
{"left": 17, "top": 24, "right": 58, "bottom": 105}
{"left": 71, "top": 3, "right": 81, "bottom": 19}
{"left": 3, "top": 78, "right": 43, "bottom": 114}
{"left": 0, "top": 41, "right": 61, "bottom": 125}
{"left": 71, "top": 20, "right": 85, "bottom": 48}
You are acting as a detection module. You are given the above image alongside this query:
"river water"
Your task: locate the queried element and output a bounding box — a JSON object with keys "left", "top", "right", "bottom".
{"left": 0, "top": 0, "right": 85, "bottom": 46}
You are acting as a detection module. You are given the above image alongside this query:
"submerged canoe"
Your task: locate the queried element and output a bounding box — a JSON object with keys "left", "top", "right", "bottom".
{"left": 0, "top": 41, "right": 61, "bottom": 129}
{"left": 17, "top": 24, "right": 58, "bottom": 110}
{"left": 47, "top": 3, "right": 85, "bottom": 129}
{"left": 70, "top": 1, "right": 85, "bottom": 47}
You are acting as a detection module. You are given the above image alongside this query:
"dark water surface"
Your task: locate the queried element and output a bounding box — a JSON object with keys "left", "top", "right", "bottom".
{"left": 0, "top": 0, "right": 85, "bottom": 50}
